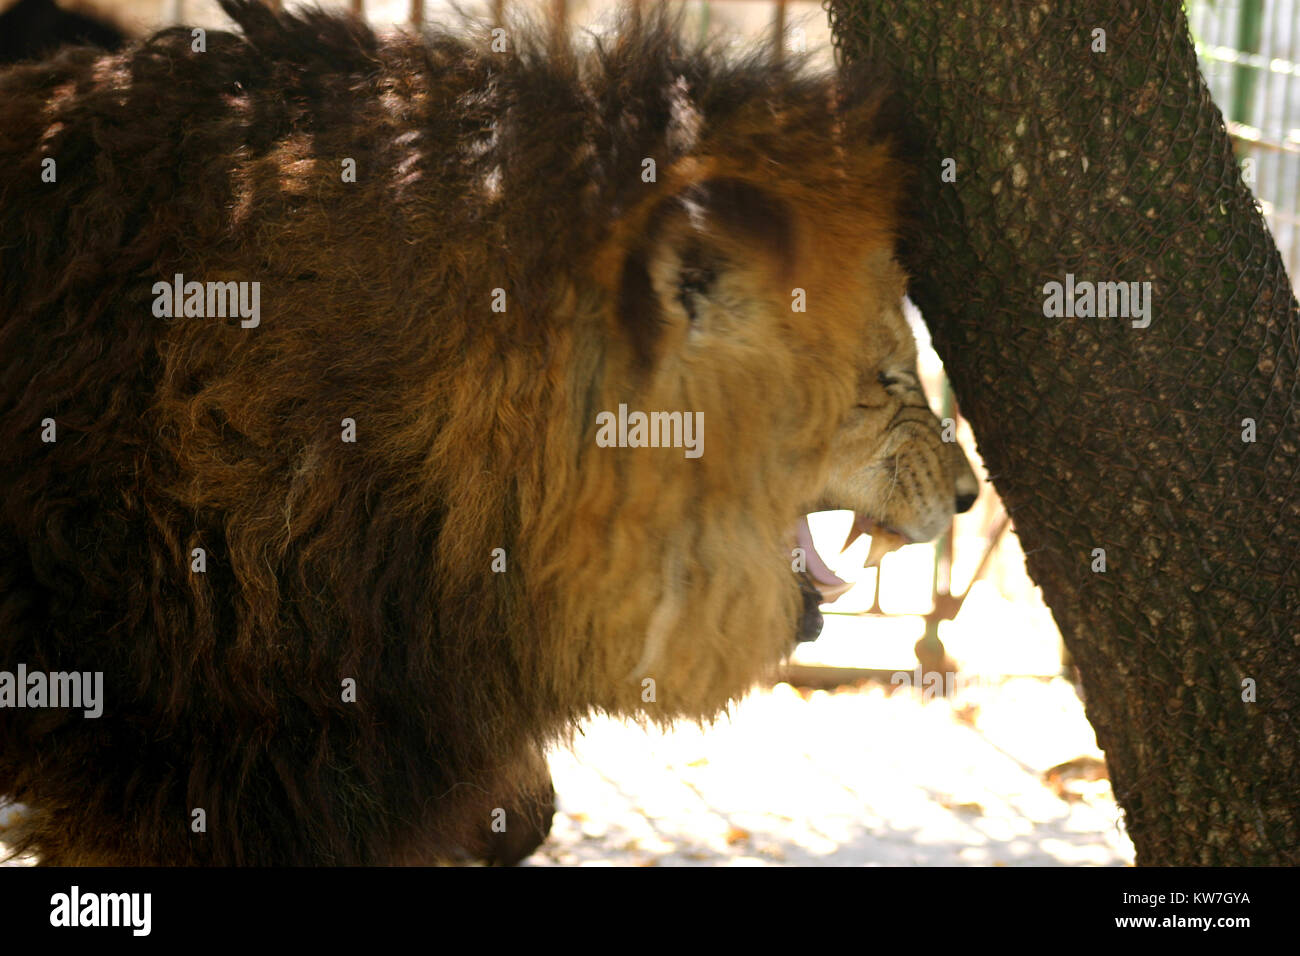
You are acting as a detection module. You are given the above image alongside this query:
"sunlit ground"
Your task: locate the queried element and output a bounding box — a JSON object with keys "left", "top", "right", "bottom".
{"left": 535, "top": 677, "right": 1132, "bottom": 867}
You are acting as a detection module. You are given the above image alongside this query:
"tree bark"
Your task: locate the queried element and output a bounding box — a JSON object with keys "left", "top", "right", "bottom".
{"left": 826, "top": 0, "right": 1300, "bottom": 864}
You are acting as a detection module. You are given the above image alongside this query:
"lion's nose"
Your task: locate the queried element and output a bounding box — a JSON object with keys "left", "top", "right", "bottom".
{"left": 949, "top": 442, "right": 980, "bottom": 515}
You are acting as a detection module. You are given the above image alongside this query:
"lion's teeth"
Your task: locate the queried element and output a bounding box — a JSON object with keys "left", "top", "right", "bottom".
{"left": 841, "top": 526, "right": 865, "bottom": 553}
{"left": 863, "top": 529, "right": 908, "bottom": 568}
{"left": 841, "top": 513, "right": 875, "bottom": 553}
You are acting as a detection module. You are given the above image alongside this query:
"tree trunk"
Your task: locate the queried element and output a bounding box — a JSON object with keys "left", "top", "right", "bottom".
{"left": 827, "top": 0, "right": 1300, "bottom": 864}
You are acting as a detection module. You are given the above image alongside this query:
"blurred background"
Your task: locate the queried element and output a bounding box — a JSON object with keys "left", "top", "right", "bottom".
{"left": 3, "top": 0, "right": 1296, "bottom": 865}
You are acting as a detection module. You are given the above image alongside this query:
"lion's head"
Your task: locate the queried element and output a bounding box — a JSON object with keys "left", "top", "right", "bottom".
{"left": 479, "top": 40, "right": 981, "bottom": 722}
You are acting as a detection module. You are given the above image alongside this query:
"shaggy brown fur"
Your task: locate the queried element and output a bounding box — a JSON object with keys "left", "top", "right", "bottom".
{"left": 0, "top": 1, "right": 919, "bottom": 864}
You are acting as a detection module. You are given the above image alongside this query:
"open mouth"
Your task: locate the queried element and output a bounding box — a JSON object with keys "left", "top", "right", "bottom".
{"left": 792, "top": 513, "right": 911, "bottom": 643}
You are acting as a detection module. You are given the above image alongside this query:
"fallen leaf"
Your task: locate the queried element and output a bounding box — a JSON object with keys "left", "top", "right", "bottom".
{"left": 725, "top": 826, "right": 751, "bottom": 845}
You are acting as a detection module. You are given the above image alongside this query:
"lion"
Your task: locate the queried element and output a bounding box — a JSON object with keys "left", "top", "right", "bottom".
{"left": 0, "top": 1, "right": 977, "bottom": 865}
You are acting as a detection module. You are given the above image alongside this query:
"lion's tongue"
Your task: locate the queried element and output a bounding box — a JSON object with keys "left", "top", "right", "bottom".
{"left": 795, "top": 516, "right": 853, "bottom": 603}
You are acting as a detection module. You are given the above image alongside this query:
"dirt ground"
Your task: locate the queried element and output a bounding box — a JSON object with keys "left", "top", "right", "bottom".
{"left": 527, "top": 675, "right": 1133, "bottom": 867}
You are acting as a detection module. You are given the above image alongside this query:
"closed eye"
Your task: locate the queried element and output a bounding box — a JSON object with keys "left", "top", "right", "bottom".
{"left": 877, "top": 369, "right": 918, "bottom": 390}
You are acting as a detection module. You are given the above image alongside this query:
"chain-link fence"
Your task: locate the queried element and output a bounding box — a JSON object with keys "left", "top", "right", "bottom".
{"left": 1188, "top": 0, "right": 1300, "bottom": 288}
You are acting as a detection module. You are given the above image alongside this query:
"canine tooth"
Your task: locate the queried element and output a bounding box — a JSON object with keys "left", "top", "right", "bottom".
{"left": 863, "top": 529, "right": 908, "bottom": 568}
{"left": 841, "top": 513, "right": 874, "bottom": 553}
